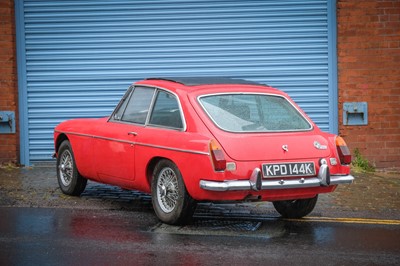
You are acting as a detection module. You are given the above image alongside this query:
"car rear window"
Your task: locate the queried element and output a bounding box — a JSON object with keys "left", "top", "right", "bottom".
{"left": 199, "top": 93, "right": 312, "bottom": 132}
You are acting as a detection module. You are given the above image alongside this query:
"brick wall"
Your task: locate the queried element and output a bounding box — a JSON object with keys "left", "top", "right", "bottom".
{"left": 1, "top": 0, "right": 399, "bottom": 168}
{"left": 0, "top": 0, "right": 18, "bottom": 165}
{"left": 337, "top": 0, "right": 400, "bottom": 168}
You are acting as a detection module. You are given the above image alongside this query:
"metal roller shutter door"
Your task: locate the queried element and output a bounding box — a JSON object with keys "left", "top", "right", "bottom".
{"left": 16, "top": 0, "right": 336, "bottom": 165}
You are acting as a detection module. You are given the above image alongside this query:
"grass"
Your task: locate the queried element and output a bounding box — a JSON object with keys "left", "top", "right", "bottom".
{"left": 351, "top": 148, "right": 375, "bottom": 173}
{"left": 0, "top": 162, "right": 19, "bottom": 170}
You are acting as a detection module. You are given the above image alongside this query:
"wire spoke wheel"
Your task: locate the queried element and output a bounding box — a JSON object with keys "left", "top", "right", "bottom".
{"left": 156, "top": 167, "right": 179, "bottom": 213}
{"left": 59, "top": 149, "right": 74, "bottom": 187}
{"left": 151, "top": 159, "right": 196, "bottom": 225}
{"left": 56, "top": 140, "right": 87, "bottom": 196}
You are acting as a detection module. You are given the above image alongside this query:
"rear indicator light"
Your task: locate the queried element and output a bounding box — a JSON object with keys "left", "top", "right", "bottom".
{"left": 209, "top": 139, "right": 226, "bottom": 171}
{"left": 336, "top": 136, "right": 352, "bottom": 164}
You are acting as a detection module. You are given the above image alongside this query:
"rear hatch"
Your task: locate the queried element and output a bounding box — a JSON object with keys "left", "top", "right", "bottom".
{"left": 192, "top": 90, "right": 330, "bottom": 162}
{"left": 188, "top": 86, "right": 332, "bottom": 162}
{"left": 214, "top": 131, "right": 331, "bottom": 162}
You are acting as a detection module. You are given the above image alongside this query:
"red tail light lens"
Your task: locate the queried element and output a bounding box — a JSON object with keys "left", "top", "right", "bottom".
{"left": 209, "top": 139, "right": 226, "bottom": 171}
{"left": 336, "top": 136, "right": 351, "bottom": 164}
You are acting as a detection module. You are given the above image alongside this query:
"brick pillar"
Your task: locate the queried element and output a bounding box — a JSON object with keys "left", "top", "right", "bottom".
{"left": 0, "top": 0, "right": 18, "bottom": 165}
{"left": 337, "top": 0, "right": 400, "bottom": 168}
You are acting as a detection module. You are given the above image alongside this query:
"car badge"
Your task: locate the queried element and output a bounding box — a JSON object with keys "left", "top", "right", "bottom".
{"left": 314, "top": 141, "right": 327, "bottom": 150}
{"left": 282, "top": 145, "right": 289, "bottom": 152}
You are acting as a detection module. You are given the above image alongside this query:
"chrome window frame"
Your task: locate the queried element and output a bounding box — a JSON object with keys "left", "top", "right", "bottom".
{"left": 109, "top": 84, "right": 187, "bottom": 131}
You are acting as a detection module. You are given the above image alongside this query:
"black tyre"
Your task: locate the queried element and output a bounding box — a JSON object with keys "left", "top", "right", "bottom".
{"left": 151, "top": 159, "right": 196, "bottom": 225}
{"left": 56, "top": 140, "right": 87, "bottom": 196}
{"left": 273, "top": 195, "right": 318, "bottom": 218}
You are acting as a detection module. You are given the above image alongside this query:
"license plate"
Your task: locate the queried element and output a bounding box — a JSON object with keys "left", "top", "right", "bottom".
{"left": 262, "top": 162, "right": 315, "bottom": 178}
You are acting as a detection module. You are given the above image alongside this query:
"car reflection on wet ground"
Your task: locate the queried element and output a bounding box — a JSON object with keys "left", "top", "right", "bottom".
{"left": 0, "top": 165, "right": 399, "bottom": 265}
{"left": 0, "top": 207, "right": 399, "bottom": 265}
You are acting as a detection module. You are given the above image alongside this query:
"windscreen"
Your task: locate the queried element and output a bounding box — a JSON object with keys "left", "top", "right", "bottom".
{"left": 199, "top": 93, "right": 312, "bottom": 132}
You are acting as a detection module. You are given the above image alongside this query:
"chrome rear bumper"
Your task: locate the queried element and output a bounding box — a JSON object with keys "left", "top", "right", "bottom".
{"left": 199, "top": 166, "right": 354, "bottom": 192}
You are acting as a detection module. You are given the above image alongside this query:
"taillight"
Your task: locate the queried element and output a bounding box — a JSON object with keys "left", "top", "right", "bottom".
{"left": 336, "top": 136, "right": 351, "bottom": 164}
{"left": 209, "top": 139, "right": 226, "bottom": 171}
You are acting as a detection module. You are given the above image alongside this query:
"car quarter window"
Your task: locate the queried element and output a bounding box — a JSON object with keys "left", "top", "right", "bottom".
{"left": 117, "top": 86, "right": 155, "bottom": 124}
{"left": 149, "top": 90, "right": 183, "bottom": 129}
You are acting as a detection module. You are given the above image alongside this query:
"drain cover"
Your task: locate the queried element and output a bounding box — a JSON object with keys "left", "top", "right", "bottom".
{"left": 193, "top": 220, "right": 261, "bottom": 232}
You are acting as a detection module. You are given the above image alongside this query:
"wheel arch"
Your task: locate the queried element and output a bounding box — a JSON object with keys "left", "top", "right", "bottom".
{"left": 146, "top": 156, "right": 191, "bottom": 193}
{"left": 56, "top": 134, "right": 88, "bottom": 196}
{"left": 149, "top": 156, "right": 197, "bottom": 225}
{"left": 146, "top": 157, "right": 171, "bottom": 188}
{"left": 55, "top": 133, "right": 69, "bottom": 154}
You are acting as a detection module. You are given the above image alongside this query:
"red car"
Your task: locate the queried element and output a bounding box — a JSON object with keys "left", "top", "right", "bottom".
{"left": 54, "top": 77, "right": 354, "bottom": 225}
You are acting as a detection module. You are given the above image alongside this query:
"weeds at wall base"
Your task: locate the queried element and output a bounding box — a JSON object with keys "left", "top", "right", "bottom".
{"left": 351, "top": 148, "right": 375, "bottom": 173}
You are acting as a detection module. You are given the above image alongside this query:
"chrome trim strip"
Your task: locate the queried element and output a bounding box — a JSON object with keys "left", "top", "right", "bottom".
{"left": 55, "top": 130, "right": 209, "bottom": 156}
{"left": 199, "top": 174, "right": 354, "bottom": 192}
{"left": 92, "top": 135, "right": 133, "bottom": 145}
{"left": 55, "top": 130, "right": 94, "bottom": 139}
{"left": 55, "top": 130, "right": 135, "bottom": 145}
{"left": 135, "top": 142, "right": 209, "bottom": 156}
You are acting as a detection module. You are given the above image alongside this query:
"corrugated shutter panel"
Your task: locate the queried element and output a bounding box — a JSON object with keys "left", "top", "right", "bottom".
{"left": 21, "top": 0, "right": 332, "bottom": 162}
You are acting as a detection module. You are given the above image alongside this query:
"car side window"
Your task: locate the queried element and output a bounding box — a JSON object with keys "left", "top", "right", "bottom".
{"left": 149, "top": 91, "right": 183, "bottom": 129}
{"left": 120, "top": 86, "right": 155, "bottom": 124}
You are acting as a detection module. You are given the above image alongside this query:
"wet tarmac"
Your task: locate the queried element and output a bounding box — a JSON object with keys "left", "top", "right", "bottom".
{"left": 0, "top": 207, "right": 399, "bottom": 265}
{"left": 0, "top": 165, "right": 399, "bottom": 265}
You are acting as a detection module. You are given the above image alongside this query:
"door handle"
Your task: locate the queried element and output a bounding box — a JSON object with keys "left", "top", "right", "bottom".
{"left": 128, "top": 132, "right": 138, "bottom": 136}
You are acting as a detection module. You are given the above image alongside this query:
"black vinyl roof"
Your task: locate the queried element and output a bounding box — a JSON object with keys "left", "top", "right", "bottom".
{"left": 145, "top": 77, "right": 265, "bottom": 86}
